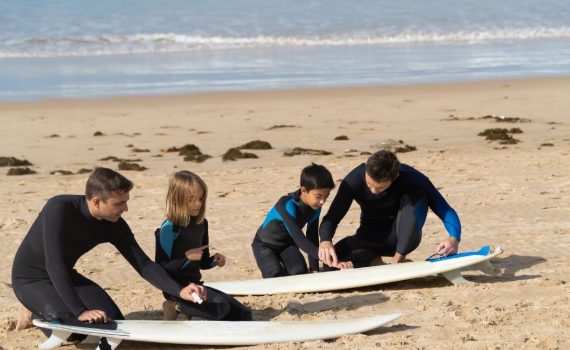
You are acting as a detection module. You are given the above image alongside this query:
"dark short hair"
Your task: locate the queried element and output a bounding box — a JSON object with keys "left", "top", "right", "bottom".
{"left": 300, "top": 163, "right": 335, "bottom": 190}
{"left": 365, "top": 150, "right": 400, "bottom": 182}
{"left": 85, "top": 167, "right": 133, "bottom": 201}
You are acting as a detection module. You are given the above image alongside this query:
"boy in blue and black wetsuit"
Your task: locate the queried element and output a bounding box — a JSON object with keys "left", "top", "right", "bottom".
{"left": 252, "top": 163, "right": 352, "bottom": 278}
{"left": 318, "top": 150, "right": 462, "bottom": 268}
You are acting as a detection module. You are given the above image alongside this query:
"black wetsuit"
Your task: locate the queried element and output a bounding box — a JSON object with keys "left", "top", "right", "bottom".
{"left": 11, "top": 195, "right": 182, "bottom": 325}
{"left": 320, "top": 164, "right": 461, "bottom": 267}
{"left": 251, "top": 190, "right": 320, "bottom": 278}
{"left": 155, "top": 219, "right": 252, "bottom": 321}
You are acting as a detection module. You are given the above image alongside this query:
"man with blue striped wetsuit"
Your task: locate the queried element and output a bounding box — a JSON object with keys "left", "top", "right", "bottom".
{"left": 318, "top": 150, "right": 462, "bottom": 267}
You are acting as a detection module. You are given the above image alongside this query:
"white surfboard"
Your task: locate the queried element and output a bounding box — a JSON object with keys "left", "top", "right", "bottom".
{"left": 33, "top": 312, "right": 401, "bottom": 350}
{"left": 207, "top": 246, "right": 503, "bottom": 295}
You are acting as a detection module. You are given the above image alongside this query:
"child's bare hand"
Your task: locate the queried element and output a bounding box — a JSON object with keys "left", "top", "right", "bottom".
{"left": 213, "top": 253, "right": 226, "bottom": 267}
{"left": 185, "top": 245, "right": 208, "bottom": 261}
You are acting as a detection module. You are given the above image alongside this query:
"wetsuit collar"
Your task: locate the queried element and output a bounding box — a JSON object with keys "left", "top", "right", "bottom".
{"left": 289, "top": 189, "right": 314, "bottom": 213}
{"left": 80, "top": 196, "right": 98, "bottom": 222}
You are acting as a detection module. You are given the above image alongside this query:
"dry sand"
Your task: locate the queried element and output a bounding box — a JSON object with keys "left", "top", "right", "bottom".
{"left": 0, "top": 78, "right": 569, "bottom": 349}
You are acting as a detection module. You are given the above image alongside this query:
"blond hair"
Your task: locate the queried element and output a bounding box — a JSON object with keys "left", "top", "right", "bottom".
{"left": 165, "top": 170, "right": 207, "bottom": 226}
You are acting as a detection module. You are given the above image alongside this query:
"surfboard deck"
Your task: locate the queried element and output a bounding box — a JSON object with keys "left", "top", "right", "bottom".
{"left": 33, "top": 313, "right": 401, "bottom": 349}
{"left": 207, "top": 245, "right": 503, "bottom": 295}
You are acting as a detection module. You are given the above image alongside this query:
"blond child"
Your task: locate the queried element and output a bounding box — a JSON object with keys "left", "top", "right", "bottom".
{"left": 155, "top": 171, "right": 252, "bottom": 321}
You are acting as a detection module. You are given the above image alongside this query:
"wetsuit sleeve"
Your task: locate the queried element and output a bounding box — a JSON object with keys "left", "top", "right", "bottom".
{"left": 274, "top": 197, "right": 319, "bottom": 259}
{"left": 42, "top": 199, "right": 88, "bottom": 317}
{"left": 306, "top": 213, "right": 320, "bottom": 272}
{"left": 421, "top": 179, "right": 462, "bottom": 241}
{"left": 319, "top": 180, "right": 354, "bottom": 241}
{"left": 112, "top": 223, "right": 182, "bottom": 297}
{"left": 199, "top": 220, "right": 217, "bottom": 270}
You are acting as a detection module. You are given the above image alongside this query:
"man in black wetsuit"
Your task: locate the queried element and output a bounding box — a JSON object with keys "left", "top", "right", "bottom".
{"left": 318, "top": 150, "right": 462, "bottom": 267}
{"left": 11, "top": 167, "right": 206, "bottom": 332}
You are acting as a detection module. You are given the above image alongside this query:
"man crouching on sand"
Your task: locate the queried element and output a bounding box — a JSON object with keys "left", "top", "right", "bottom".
{"left": 12, "top": 167, "right": 206, "bottom": 332}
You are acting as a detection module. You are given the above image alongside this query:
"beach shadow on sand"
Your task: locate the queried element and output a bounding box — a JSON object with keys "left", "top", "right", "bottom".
{"left": 467, "top": 254, "right": 546, "bottom": 284}
{"left": 338, "top": 254, "right": 547, "bottom": 291}
{"left": 255, "top": 291, "right": 389, "bottom": 320}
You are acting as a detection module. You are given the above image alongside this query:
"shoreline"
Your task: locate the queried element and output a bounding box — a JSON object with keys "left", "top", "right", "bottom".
{"left": 1, "top": 75, "right": 570, "bottom": 105}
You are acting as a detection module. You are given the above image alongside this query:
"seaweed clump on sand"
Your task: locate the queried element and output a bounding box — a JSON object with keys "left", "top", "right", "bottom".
{"left": 237, "top": 140, "right": 272, "bottom": 150}
{"left": 99, "top": 156, "right": 142, "bottom": 162}
{"left": 394, "top": 144, "right": 417, "bottom": 153}
{"left": 267, "top": 125, "right": 298, "bottom": 130}
{"left": 334, "top": 135, "right": 349, "bottom": 141}
{"left": 374, "top": 139, "right": 417, "bottom": 153}
{"left": 164, "top": 144, "right": 212, "bottom": 163}
{"left": 0, "top": 157, "right": 33, "bottom": 167}
{"left": 7, "top": 167, "right": 36, "bottom": 176}
{"left": 283, "top": 148, "right": 332, "bottom": 157}
{"left": 223, "top": 148, "right": 258, "bottom": 161}
{"left": 50, "top": 170, "right": 74, "bottom": 175}
{"left": 118, "top": 161, "right": 147, "bottom": 171}
{"left": 480, "top": 115, "right": 531, "bottom": 123}
{"left": 76, "top": 168, "right": 93, "bottom": 174}
{"left": 478, "top": 128, "right": 522, "bottom": 144}
{"left": 131, "top": 148, "right": 150, "bottom": 153}
{"left": 93, "top": 131, "right": 105, "bottom": 136}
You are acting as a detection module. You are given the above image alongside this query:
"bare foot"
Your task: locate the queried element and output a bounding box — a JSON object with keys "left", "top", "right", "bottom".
{"left": 162, "top": 300, "right": 179, "bottom": 321}
{"left": 15, "top": 303, "right": 33, "bottom": 331}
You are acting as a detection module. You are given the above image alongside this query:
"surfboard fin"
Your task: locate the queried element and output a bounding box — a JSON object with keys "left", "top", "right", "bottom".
{"left": 38, "top": 330, "right": 69, "bottom": 349}
{"left": 473, "top": 260, "right": 500, "bottom": 276}
{"left": 96, "top": 337, "right": 122, "bottom": 350}
{"left": 441, "top": 269, "right": 469, "bottom": 285}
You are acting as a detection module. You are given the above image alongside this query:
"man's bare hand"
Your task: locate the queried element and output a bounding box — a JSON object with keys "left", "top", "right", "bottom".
{"left": 319, "top": 241, "right": 338, "bottom": 266}
{"left": 435, "top": 237, "right": 459, "bottom": 256}
{"left": 78, "top": 309, "right": 110, "bottom": 324}
{"left": 334, "top": 261, "right": 354, "bottom": 269}
{"left": 180, "top": 283, "right": 207, "bottom": 303}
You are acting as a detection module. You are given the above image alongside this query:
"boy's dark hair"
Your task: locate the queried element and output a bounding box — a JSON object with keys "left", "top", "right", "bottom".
{"left": 300, "top": 163, "right": 335, "bottom": 190}
{"left": 85, "top": 167, "right": 133, "bottom": 201}
{"left": 365, "top": 150, "right": 401, "bottom": 182}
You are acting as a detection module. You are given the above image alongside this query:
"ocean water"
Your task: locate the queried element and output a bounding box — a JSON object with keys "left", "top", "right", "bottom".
{"left": 1, "top": 0, "right": 569, "bottom": 100}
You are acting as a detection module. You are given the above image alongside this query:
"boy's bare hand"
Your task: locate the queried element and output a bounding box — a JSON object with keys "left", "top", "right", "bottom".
{"left": 185, "top": 245, "right": 208, "bottom": 261}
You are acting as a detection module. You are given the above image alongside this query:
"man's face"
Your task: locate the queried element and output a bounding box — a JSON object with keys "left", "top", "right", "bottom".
{"left": 94, "top": 192, "right": 130, "bottom": 222}
{"left": 300, "top": 187, "right": 331, "bottom": 210}
{"left": 365, "top": 172, "right": 392, "bottom": 195}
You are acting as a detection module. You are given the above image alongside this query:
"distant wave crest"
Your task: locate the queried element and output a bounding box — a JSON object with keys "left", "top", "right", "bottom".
{"left": 1, "top": 27, "right": 570, "bottom": 58}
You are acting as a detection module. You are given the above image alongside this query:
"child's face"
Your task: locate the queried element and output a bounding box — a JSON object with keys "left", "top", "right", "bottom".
{"left": 188, "top": 185, "right": 205, "bottom": 217}
{"left": 300, "top": 187, "right": 331, "bottom": 210}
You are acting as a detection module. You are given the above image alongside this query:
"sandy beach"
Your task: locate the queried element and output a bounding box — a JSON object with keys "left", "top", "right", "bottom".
{"left": 0, "top": 77, "right": 569, "bottom": 349}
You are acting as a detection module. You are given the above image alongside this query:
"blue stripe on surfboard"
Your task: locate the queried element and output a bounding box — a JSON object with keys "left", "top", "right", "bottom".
{"left": 427, "top": 245, "right": 491, "bottom": 262}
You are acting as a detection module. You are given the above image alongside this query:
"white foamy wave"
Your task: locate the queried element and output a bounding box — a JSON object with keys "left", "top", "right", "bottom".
{"left": 1, "top": 27, "right": 570, "bottom": 58}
